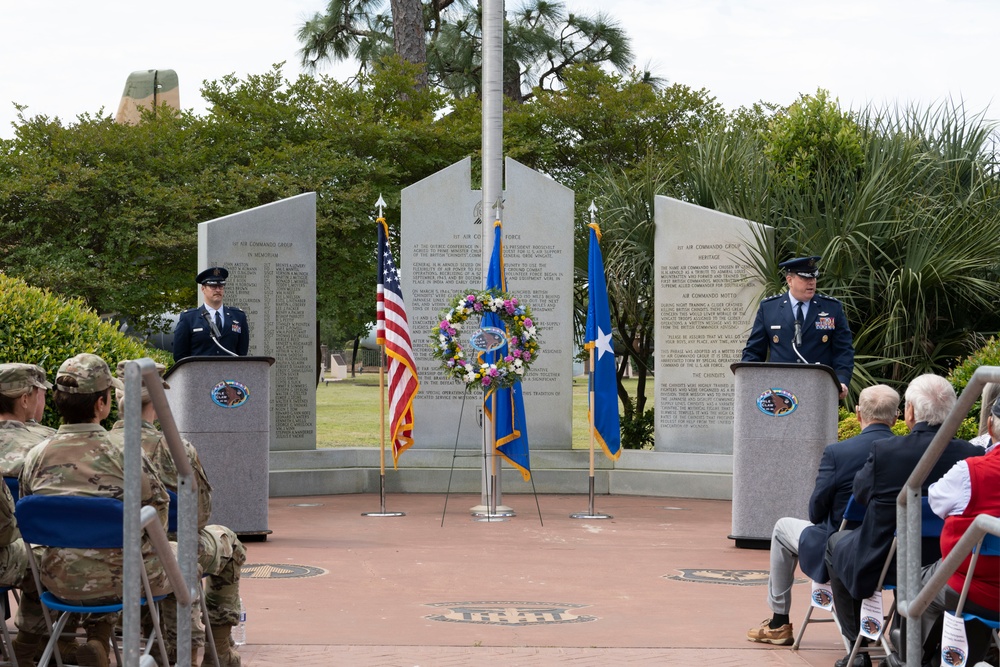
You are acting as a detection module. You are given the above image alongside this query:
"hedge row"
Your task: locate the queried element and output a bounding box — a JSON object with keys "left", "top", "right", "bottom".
{"left": 0, "top": 273, "right": 172, "bottom": 428}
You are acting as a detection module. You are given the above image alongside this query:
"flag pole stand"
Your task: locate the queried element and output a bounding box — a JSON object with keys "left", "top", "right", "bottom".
{"left": 363, "top": 348, "right": 404, "bottom": 518}
{"left": 474, "top": 391, "right": 512, "bottom": 522}
{"left": 571, "top": 349, "right": 612, "bottom": 520}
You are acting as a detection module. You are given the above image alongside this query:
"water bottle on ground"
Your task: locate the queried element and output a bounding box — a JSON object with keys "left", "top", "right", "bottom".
{"left": 233, "top": 597, "right": 247, "bottom": 646}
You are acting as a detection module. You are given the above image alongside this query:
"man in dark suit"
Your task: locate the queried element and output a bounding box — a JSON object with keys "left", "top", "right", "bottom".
{"left": 826, "top": 374, "right": 982, "bottom": 667}
{"left": 741, "top": 255, "right": 855, "bottom": 399}
{"left": 173, "top": 267, "right": 251, "bottom": 361}
{"left": 746, "top": 384, "right": 900, "bottom": 646}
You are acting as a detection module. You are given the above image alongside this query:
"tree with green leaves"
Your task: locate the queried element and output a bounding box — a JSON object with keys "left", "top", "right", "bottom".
{"left": 0, "top": 60, "right": 477, "bottom": 345}
{"left": 298, "top": 0, "right": 634, "bottom": 101}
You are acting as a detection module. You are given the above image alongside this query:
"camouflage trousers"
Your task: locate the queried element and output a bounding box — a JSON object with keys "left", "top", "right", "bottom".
{"left": 159, "top": 525, "right": 246, "bottom": 653}
{"left": 0, "top": 538, "right": 27, "bottom": 586}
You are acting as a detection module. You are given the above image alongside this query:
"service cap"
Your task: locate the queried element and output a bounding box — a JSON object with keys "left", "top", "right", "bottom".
{"left": 778, "top": 255, "right": 821, "bottom": 278}
{"left": 196, "top": 267, "right": 228, "bottom": 286}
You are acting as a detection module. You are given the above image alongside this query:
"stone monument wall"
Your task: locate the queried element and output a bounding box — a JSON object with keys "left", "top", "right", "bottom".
{"left": 654, "top": 196, "right": 770, "bottom": 455}
{"left": 401, "top": 157, "right": 574, "bottom": 449}
{"left": 199, "top": 192, "right": 317, "bottom": 451}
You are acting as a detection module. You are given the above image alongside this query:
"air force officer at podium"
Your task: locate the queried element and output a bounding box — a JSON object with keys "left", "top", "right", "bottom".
{"left": 741, "top": 256, "right": 854, "bottom": 399}
{"left": 173, "top": 267, "right": 250, "bottom": 361}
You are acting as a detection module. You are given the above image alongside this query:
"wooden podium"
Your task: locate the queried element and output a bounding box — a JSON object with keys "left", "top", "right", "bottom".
{"left": 729, "top": 362, "right": 841, "bottom": 548}
{"left": 164, "top": 356, "right": 275, "bottom": 537}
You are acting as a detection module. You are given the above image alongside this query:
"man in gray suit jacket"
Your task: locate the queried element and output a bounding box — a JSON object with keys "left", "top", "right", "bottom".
{"left": 746, "top": 384, "right": 900, "bottom": 646}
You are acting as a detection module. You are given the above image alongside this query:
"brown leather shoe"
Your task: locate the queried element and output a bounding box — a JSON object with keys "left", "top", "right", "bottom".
{"left": 746, "top": 618, "right": 794, "bottom": 646}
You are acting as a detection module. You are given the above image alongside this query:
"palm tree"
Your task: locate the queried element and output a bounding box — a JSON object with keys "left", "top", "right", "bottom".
{"left": 297, "top": 0, "right": 633, "bottom": 101}
{"left": 682, "top": 94, "right": 1000, "bottom": 400}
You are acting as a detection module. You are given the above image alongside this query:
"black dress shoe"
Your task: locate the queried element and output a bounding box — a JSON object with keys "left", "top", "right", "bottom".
{"left": 835, "top": 652, "right": 872, "bottom": 667}
{"left": 880, "top": 652, "right": 903, "bottom": 667}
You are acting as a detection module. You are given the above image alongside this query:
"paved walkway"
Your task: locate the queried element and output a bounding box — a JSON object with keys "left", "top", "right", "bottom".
{"left": 236, "top": 493, "right": 849, "bottom": 666}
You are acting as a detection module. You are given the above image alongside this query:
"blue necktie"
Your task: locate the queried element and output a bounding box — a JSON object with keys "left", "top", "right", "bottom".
{"left": 215, "top": 311, "right": 223, "bottom": 333}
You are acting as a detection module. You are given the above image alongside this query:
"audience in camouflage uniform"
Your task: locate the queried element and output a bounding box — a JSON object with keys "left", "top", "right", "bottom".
{"left": 16, "top": 354, "right": 171, "bottom": 667}
{"left": 110, "top": 360, "right": 245, "bottom": 667}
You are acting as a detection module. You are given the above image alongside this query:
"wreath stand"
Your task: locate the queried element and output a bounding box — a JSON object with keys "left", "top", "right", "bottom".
{"left": 440, "top": 386, "right": 543, "bottom": 526}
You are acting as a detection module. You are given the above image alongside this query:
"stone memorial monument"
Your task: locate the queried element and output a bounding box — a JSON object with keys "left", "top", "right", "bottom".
{"left": 401, "top": 157, "right": 574, "bottom": 450}
{"left": 198, "top": 192, "right": 318, "bottom": 451}
{"left": 654, "top": 196, "right": 770, "bottom": 454}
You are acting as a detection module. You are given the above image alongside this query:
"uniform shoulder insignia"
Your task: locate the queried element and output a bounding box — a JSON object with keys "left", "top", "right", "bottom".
{"left": 762, "top": 294, "right": 782, "bottom": 302}
{"left": 815, "top": 293, "right": 841, "bottom": 303}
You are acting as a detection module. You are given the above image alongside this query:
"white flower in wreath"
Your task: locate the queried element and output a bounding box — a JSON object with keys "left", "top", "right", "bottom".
{"left": 439, "top": 334, "right": 448, "bottom": 344}
{"left": 515, "top": 366, "right": 524, "bottom": 375}
{"left": 526, "top": 325, "right": 536, "bottom": 337}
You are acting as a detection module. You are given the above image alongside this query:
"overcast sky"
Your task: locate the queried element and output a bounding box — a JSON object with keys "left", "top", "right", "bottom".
{"left": 1, "top": 0, "right": 995, "bottom": 139}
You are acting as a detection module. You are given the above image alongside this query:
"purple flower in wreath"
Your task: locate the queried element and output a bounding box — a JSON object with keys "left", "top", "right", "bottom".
{"left": 488, "top": 368, "right": 499, "bottom": 377}
{"left": 523, "top": 317, "right": 533, "bottom": 328}
{"left": 439, "top": 320, "right": 449, "bottom": 331}
{"left": 504, "top": 302, "right": 515, "bottom": 315}
{"left": 523, "top": 351, "right": 532, "bottom": 361}
{"left": 481, "top": 376, "right": 492, "bottom": 387}
{"left": 504, "top": 355, "right": 514, "bottom": 363}
{"left": 511, "top": 349, "right": 522, "bottom": 358}
{"left": 473, "top": 301, "right": 483, "bottom": 312}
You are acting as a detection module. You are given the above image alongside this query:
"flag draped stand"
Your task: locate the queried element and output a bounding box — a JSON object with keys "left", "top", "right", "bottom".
{"left": 571, "top": 208, "right": 621, "bottom": 520}
{"left": 362, "top": 344, "right": 405, "bottom": 518}
{"left": 364, "top": 196, "right": 418, "bottom": 518}
{"left": 569, "top": 342, "right": 612, "bottom": 520}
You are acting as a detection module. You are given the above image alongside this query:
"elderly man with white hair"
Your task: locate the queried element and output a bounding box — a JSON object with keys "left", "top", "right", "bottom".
{"left": 824, "top": 374, "right": 982, "bottom": 667}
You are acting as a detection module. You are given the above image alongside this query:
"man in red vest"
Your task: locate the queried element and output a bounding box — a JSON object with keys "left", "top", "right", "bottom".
{"left": 910, "top": 394, "right": 1000, "bottom": 665}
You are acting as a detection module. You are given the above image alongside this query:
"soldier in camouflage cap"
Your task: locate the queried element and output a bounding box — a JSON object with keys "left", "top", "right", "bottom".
{"left": 16, "top": 353, "right": 170, "bottom": 667}
{"left": 0, "top": 363, "right": 56, "bottom": 476}
{"left": 0, "top": 364, "right": 83, "bottom": 664}
{"left": 110, "top": 360, "right": 245, "bottom": 667}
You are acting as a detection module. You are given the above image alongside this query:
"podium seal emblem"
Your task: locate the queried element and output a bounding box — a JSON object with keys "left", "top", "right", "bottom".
{"left": 211, "top": 380, "right": 250, "bottom": 408}
{"left": 756, "top": 388, "right": 798, "bottom": 416}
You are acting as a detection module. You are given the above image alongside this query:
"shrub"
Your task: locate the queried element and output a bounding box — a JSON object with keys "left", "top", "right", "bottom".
{"left": 947, "top": 337, "right": 1000, "bottom": 428}
{"left": 620, "top": 407, "right": 654, "bottom": 450}
{"left": 0, "top": 273, "right": 172, "bottom": 428}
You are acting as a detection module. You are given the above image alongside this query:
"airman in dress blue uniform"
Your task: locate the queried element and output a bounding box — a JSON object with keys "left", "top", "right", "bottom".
{"left": 741, "top": 256, "right": 855, "bottom": 399}
{"left": 173, "top": 267, "right": 251, "bottom": 361}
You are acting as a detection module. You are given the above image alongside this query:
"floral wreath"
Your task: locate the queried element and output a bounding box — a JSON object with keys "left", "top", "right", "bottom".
{"left": 431, "top": 289, "right": 540, "bottom": 391}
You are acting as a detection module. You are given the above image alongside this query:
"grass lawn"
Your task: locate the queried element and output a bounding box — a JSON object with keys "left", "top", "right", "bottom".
{"left": 316, "top": 374, "right": 647, "bottom": 450}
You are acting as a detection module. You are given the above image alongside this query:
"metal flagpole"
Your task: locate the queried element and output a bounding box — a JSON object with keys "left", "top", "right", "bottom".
{"left": 364, "top": 195, "right": 404, "bottom": 518}
{"left": 572, "top": 202, "right": 612, "bottom": 520}
{"left": 472, "top": 0, "right": 507, "bottom": 518}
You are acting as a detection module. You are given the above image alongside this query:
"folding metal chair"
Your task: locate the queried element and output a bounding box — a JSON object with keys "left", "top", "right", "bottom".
{"left": 953, "top": 533, "right": 1000, "bottom": 653}
{"left": 14, "top": 494, "right": 171, "bottom": 667}
{"left": 793, "top": 494, "right": 866, "bottom": 651}
{"left": 845, "top": 497, "right": 945, "bottom": 666}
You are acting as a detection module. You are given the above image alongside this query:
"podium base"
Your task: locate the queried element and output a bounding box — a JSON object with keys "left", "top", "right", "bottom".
{"left": 729, "top": 535, "right": 771, "bottom": 550}
{"left": 569, "top": 512, "right": 612, "bottom": 520}
{"left": 362, "top": 511, "right": 406, "bottom": 517}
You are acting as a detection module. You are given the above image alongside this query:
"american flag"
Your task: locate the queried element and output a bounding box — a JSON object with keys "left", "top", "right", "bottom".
{"left": 377, "top": 218, "right": 419, "bottom": 465}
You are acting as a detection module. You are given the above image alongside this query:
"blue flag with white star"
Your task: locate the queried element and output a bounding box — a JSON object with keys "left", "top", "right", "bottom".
{"left": 483, "top": 220, "right": 531, "bottom": 480}
{"left": 585, "top": 223, "right": 621, "bottom": 460}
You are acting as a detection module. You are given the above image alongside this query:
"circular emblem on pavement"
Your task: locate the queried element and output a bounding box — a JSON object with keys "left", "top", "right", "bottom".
{"left": 425, "top": 601, "right": 597, "bottom": 626}
{"left": 756, "top": 388, "right": 798, "bottom": 416}
{"left": 665, "top": 569, "right": 807, "bottom": 586}
{"left": 241, "top": 563, "right": 326, "bottom": 579}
